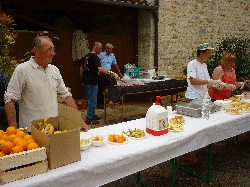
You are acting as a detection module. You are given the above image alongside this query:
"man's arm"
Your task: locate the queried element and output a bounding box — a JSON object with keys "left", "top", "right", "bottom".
{"left": 189, "top": 77, "right": 209, "bottom": 85}
{"left": 114, "top": 64, "right": 123, "bottom": 78}
{"left": 97, "top": 66, "right": 110, "bottom": 75}
{"left": 64, "top": 96, "right": 78, "bottom": 110}
{"left": 5, "top": 100, "right": 18, "bottom": 128}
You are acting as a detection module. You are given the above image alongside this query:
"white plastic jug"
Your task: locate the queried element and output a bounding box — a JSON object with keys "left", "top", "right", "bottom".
{"left": 146, "top": 96, "right": 168, "bottom": 131}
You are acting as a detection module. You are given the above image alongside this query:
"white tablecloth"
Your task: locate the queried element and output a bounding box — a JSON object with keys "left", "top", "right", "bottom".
{"left": 3, "top": 110, "right": 250, "bottom": 187}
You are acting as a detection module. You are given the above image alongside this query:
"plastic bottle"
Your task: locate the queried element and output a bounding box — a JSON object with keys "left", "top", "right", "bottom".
{"left": 202, "top": 92, "right": 211, "bottom": 119}
{"left": 146, "top": 96, "right": 168, "bottom": 136}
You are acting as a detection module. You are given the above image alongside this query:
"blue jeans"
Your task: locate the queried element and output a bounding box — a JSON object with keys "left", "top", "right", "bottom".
{"left": 85, "top": 84, "right": 98, "bottom": 121}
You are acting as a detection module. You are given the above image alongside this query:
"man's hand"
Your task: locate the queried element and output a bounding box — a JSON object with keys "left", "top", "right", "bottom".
{"left": 226, "top": 84, "right": 236, "bottom": 91}
{"left": 208, "top": 79, "right": 223, "bottom": 88}
{"left": 119, "top": 73, "right": 123, "bottom": 78}
{"left": 236, "top": 82, "right": 245, "bottom": 89}
{"left": 81, "top": 120, "right": 88, "bottom": 132}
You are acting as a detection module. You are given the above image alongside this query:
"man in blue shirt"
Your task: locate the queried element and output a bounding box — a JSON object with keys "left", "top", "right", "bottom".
{"left": 97, "top": 43, "right": 123, "bottom": 109}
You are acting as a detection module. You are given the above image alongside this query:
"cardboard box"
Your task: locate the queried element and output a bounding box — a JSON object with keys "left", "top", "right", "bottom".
{"left": 0, "top": 147, "right": 48, "bottom": 184}
{"left": 31, "top": 104, "right": 81, "bottom": 169}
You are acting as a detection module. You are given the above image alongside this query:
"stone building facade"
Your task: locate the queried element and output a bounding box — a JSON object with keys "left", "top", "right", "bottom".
{"left": 138, "top": 0, "right": 250, "bottom": 79}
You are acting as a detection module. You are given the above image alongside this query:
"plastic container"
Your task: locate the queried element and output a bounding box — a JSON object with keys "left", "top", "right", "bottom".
{"left": 202, "top": 92, "right": 211, "bottom": 119}
{"left": 146, "top": 96, "right": 168, "bottom": 136}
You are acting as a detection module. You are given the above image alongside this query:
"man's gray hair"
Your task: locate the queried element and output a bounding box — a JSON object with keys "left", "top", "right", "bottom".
{"left": 33, "top": 36, "right": 52, "bottom": 48}
{"left": 106, "top": 43, "right": 113, "bottom": 48}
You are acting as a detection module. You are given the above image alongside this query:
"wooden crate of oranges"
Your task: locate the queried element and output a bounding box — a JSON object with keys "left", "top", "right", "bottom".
{"left": 0, "top": 127, "right": 48, "bottom": 184}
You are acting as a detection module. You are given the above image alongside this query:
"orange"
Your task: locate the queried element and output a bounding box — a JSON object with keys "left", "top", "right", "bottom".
{"left": 27, "top": 143, "right": 39, "bottom": 150}
{"left": 0, "top": 130, "right": 5, "bottom": 137}
{"left": 16, "top": 139, "right": 28, "bottom": 151}
{"left": 108, "top": 135, "right": 114, "bottom": 142}
{"left": 6, "top": 126, "right": 17, "bottom": 135}
{"left": 117, "top": 136, "right": 125, "bottom": 143}
{"left": 23, "top": 134, "right": 33, "bottom": 141}
{"left": 92, "top": 136, "right": 100, "bottom": 141}
{"left": 1, "top": 134, "right": 9, "bottom": 141}
{"left": 11, "top": 145, "right": 23, "bottom": 154}
{"left": 26, "top": 138, "right": 36, "bottom": 144}
{"left": 13, "top": 137, "right": 23, "bottom": 145}
{"left": 0, "top": 151, "right": 6, "bottom": 157}
{"left": 15, "top": 130, "right": 25, "bottom": 138}
{"left": 0, "top": 139, "right": 6, "bottom": 151}
{"left": 121, "top": 135, "right": 126, "bottom": 141}
{"left": 113, "top": 135, "right": 119, "bottom": 142}
{"left": 7, "top": 134, "right": 16, "bottom": 142}
{"left": 2, "top": 141, "right": 15, "bottom": 154}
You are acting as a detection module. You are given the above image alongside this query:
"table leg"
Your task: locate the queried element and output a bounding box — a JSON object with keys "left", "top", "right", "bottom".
{"left": 104, "top": 90, "right": 107, "bottom": 124}
{"left": 171, "top": 158, "right": 177, "bottom": 187}
{"left": 206, "top": 144, "right": 213, "bottom": 184}
{"left": 177, "top": 144, "right": 213, "bottom": 184}
{"left": 120, "top": 95, "right": 124, "bottom": 122}
{"left": 136, "top": 171, "right": 150, "bottom": 187}
{"left": 235, "top": 135, "right": 239, "bottom": 143}
{"left": 170, "top": 95, "right": 173, "bottom": 108}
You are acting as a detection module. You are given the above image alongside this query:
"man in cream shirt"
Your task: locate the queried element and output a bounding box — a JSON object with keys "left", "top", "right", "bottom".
{"left": 5, "top": 36, "right": 88, "bottom": 132}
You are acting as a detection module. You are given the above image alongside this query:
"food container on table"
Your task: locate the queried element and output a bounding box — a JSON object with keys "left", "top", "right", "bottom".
{"left": 91, "top": 135, "right": 105, "bottom": 147}
{"left": 80, "top": 138, "right": 91, "bottom": 151}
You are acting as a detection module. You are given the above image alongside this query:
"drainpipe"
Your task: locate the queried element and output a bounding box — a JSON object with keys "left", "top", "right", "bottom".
{"left": 153, "top": 0, "right": 159, "bottom": 72}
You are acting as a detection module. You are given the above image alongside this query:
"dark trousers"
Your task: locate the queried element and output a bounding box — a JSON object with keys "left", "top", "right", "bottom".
{"left": 97, "top": 74, "right": 112, "bottom": 106}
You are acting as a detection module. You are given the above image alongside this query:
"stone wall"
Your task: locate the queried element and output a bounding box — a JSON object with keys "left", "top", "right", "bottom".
{"left": 138, "top": 9, "right": 155, "bottom": 71}
{"left": 138, "top": 0, "right": 250, "bottom": 78}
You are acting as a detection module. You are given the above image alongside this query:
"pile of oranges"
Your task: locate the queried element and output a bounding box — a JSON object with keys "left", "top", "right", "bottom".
{"left": 108, "top": 134, "right": 127, "bottom": 143}
{"left": 0, "top": 126, "right": 39, "bottom": 157}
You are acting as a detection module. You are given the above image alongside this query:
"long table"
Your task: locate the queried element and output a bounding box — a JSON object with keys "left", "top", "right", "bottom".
{"left": 4, "top": 110, "right": 250, "bottom": 187}
{"left": 104, "top": 79, "right": 187, "bottom": 123}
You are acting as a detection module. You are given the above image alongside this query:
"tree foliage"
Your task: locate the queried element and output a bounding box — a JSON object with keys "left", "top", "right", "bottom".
{"left": 0, "top": 13, "right": 20, "bottom": 76}
{"left": 207, "top": 36, "right": 250, "bottom": 82}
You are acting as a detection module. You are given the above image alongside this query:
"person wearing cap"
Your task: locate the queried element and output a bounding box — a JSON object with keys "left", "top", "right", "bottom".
{"left": 184, "top": 43, "right": 222, "bottom": 102}
{"left": 180, "top": 43, "right": 220, "bottom": 166}
{"left": 209, "top": 51, "right": 244, "bottom": 101}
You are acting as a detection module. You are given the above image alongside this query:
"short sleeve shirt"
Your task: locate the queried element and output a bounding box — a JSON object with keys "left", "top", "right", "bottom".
{"left": 4, "top": 57, "right": 71, "bottom": 131}
{"left": 185, "top": 59, "right": 210, "bottom": 99}
{"left": 81, "top": 53, "right": 101, "bottom": 85}
{"left": 98, "top": 51, "right": 117, "bottom": 71}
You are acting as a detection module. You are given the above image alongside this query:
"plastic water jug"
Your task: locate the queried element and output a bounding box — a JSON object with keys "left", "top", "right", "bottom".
{"left": 146, "top": 96, "right": 168, "bottom": 135}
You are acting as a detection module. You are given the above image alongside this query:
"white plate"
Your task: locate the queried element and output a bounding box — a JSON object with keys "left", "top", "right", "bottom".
{"left": 107, "top": 138, "right": 130, "bottom": 145}
{"left": 129, "top": 134, "right": 147, "bottom": 140}
{"left": 169, "top": 129, "right": 184, "bottom": 132}
{"left": 107, "top": 135, "right": 130, "bottom": 145}
{"left": 225, "top": 111, "right": 242, "bottom": 115}
{"left": 168, "top": 117, "right": 186, "bottom": 125}
{"left": 242, "top": 110, "right": 250, "bottom": 113}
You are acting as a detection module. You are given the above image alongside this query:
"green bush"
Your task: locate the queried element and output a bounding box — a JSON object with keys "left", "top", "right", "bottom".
{"left": 0, "top": 13, "right": 20, "bottom": 76}
{"left": 207, "top": 36, "right": 250, "bottom": 82}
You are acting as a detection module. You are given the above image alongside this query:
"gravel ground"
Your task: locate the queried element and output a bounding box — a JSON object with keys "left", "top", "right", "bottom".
{"left": 80, "top": 97, "right": 250, "bottom": 187}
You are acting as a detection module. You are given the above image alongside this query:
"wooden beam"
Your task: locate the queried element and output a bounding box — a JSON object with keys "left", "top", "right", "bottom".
{"left": 1, "top": 0, "right": 138, "bottom": 16}
{"left": 3, "top": 7, "right": 64, "bottom": 32}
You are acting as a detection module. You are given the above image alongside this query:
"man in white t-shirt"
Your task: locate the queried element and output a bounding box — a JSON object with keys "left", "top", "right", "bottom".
{"left": 185, "top": 43, "right": 222, "bottom": 102}
{"left": 180, "top": 43, "right": 221, "bottom": 166}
